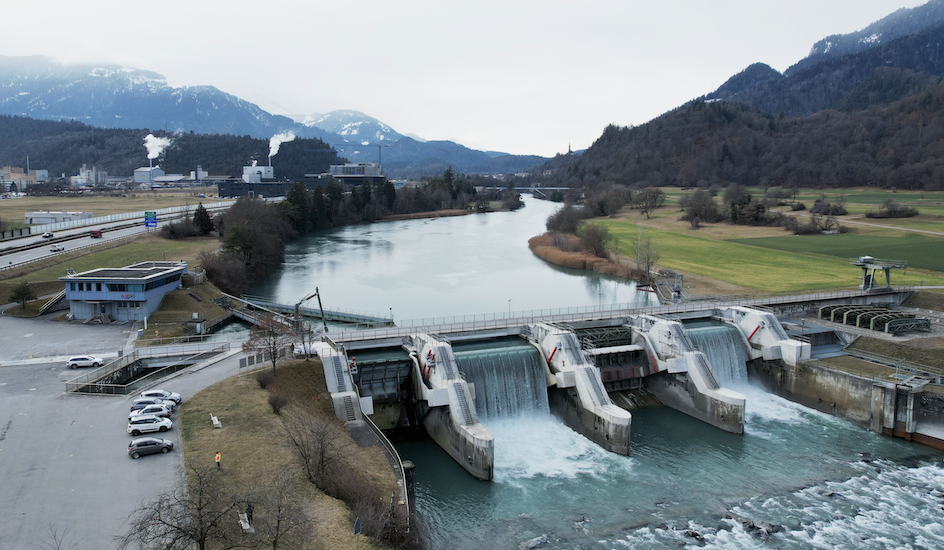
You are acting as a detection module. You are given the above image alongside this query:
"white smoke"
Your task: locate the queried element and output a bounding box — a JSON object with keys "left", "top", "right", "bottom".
{"left": 268, "top": 131, "right": 296, "bottom": 158}
{"left": 144, "top": 133, "right": 172, "bottom": 160}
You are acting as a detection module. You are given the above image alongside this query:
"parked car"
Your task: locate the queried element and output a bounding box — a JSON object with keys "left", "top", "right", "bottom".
{"left": 128, "top": 437, "right": 173, "bottom": 458}
{"left": 66, "top": 355, "right": 104, "bottom": 369}
{"left": 127, "top": 414, "right": 172, "bottom": 436}
{"left": 129, "top": 404, "right": 172, "bottom": 420}
{"left": 139, "top": 389, "right": 182, "bottom": 404}
{"left": 131, "top": 397, "right": 175, "bottom": 412}
{"left": 42, "top": 232, "right": 54, "bottom": 239}
{"left": 50, "top": 244, "right": 65, "bottom": 252}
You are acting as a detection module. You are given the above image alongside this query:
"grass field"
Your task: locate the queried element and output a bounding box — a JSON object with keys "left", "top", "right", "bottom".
{"left": 591, "top": 186, "right": 944, "bottom": 294}
{"left": 597, "top": 221, "right": 877, "bottom": 293}
{"left": 0, "top": 234, "right": 218, "bottom": 285}
{"left": 0, "top": 188, "right": 220, "bottom": 228}
{"left": 727, "top": 233, "right": 944, "bottom": 273}
{"left": 180, "top": 362, "right": 390, "bottom": 550}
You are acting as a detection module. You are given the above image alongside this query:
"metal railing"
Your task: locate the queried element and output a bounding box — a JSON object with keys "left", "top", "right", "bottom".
{"left": 241, "top": 295, "right": 393, "bottom": 324}
{"left": 331, "top": 288, "right": 914, "bottom": 343}
{"left": 358, "top": 396, "right": 410, "bottom": 530}
{"left": 843, "top": 347, "right": 944, "bottom": 382}
{"left": 65, "top": 342, "right": 232, "bottom": 393}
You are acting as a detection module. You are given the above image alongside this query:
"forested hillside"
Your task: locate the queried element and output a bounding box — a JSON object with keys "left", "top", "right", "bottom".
{"left": 0, "top": 115, "right": 336, "bottom": 180}
{"left": 548, "top": 69, "right": 944, "bottom": 191}
{"left": 787, "top": 0, "right": 944, "bottom": 74}
{"left": 702, "top": 21, "right": 944, "bottom": 117}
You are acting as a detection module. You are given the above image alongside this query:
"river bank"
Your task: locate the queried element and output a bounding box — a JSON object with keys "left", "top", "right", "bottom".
{"left": 527, "top": 231, "right": 643, "bottom": 278}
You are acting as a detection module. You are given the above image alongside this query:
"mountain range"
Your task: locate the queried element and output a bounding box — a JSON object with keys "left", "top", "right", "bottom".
{"left": 0, "top": 56, "right": 543, "bottom": 178}
{"left": 545, "top": 0, "right": 944, "bottom": 192}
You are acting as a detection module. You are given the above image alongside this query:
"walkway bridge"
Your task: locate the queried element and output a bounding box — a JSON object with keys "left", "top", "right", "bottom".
{"left": 310, "top": 287, "right": 921, "bottom": 480}
{"left": 242, "top": 295, "right": 393, "bottom": 327}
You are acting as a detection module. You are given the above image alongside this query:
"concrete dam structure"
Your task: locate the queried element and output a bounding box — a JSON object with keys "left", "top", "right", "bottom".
{"left": 312, "top": 304, "right": 811, "bottom": 480}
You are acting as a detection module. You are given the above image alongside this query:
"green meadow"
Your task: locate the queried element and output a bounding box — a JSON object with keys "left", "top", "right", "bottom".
{"left": 594, "top": 197, "right": 944, "bottom": 293}
{"left": 728, "top": 233, "right": 944, "bottom": 273}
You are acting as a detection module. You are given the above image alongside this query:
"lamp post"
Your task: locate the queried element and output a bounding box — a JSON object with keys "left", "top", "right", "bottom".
{"left": 508, "top": 299, "right": 512, "bottom": 317}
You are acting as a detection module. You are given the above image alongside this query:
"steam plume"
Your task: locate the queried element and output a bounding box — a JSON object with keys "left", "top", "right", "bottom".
{"left": 144, "top": 134, "right": 172, "bottom": 160}
{"left": 269, "top": 131, "right": 296, "bottom": 158}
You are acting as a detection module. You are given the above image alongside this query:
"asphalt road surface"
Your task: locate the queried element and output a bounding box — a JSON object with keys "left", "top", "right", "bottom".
{"left": 0, "top": 307, "right": 242, "bottom": 549}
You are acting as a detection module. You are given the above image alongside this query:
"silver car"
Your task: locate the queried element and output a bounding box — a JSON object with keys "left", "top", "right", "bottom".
{"left": 131, "top": 397, "right": 175, "bottom": 412}
{"left": 127, "top": 414, "right": 172, "bottom": 436}
{"left": 139, "top": 389, "right": 182, "bottom": 405}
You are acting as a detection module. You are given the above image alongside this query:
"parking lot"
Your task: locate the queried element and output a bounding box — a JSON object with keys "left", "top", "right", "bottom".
{"left": 0, "top": 309, "right": 241, "bottom": 549}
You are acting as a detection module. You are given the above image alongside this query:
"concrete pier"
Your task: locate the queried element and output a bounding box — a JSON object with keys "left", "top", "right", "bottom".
{"left": 407, "top": 333, "right": 494, "bottom": 480}
{"left": 529, "top": 323, "right": 632, "bottom": 455}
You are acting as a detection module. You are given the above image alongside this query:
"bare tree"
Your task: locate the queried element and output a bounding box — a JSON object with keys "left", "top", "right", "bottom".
{"left": 636, "top": 186, "right": 666, "bottom": 219}
{"left": 41, "top": 525, "right": 80, "bottom": 550}
{"left": 632, "top": 230, "right": 661, "bottom": 282}
{"left": 115, "top": 461, "right": 243, "bottom": 550}
{"left": 254, "top": 470, "right": 316, "bottom": 550}
{"left": 578, "top": 223, "right": 612, "bottom": 259}
{"left": 243, "top": 313, "right": 294, "bottom": 373}
{"left": 280, "top": 407, "right": 349, "bottom": 489}
{"left": 294, "top": 321, "right": 318, "bottom": 361}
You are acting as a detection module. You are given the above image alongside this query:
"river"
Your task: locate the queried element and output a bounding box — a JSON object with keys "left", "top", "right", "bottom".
{"left": 252, "top": 196, "right": 656, "bottom": 322}
{"left": 254, "top": 196, "right": 944, "bottom": 549}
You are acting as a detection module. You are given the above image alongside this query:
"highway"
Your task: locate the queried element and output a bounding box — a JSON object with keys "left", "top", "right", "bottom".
{"left": 0, "top": 206, "right": 231, "bottom": 271}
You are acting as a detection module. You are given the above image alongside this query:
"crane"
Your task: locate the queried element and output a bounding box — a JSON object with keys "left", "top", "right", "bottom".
{"left": 295, "top": 287, "right": 328, "bottom": 333}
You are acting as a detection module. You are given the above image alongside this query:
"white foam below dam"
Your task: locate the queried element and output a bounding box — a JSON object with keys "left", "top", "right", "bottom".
{"left": 402, "top": 377, "right": 944, "bottom": 550}
{"left": 614, "top": 459, "right": 944, "bottom": 549}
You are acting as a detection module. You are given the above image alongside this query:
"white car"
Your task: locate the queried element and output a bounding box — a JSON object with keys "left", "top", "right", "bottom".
{"left": 129, "top": 404, "right": 172, "bottom": 420}
{"left": 66, "top": 355, "right": 104, "bottom": 369}
{"left": 139, "top": 389, "right": 182, "bottom": 405}
{"left": 127, "top": 414, "right": 172, "bottom": 436}
{"left": 50, "top": 244, "right": 65, "bottom": 252}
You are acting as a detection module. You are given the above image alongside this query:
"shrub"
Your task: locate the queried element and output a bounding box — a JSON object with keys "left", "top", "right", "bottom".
{"left": 159, "top": 218, "right": 200, "bottom": 240}
{"left": 790, "top": 202, "right": 806, "bottom": 211}
{"left": 810, "top": 199, "right": 847, "bottom": 216}
{"left": 268, "top": 394, "right": 289, "bottom": 414}
{"left": 256, "top": 371, "right": 274, "bottom": 389}
{"left": 865, "top": 199, "right": 919, "bottom": 218}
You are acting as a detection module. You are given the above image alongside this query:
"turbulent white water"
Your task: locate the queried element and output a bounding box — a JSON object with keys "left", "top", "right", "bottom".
{"left": 614, "top": 459, "right": 944, "bottom": 549}
{"left": 403, "top": 330, "right": 944, "bottom": 550}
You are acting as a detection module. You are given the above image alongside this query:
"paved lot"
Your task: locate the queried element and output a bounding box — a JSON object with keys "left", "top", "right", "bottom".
{"left": 0, "top": 308, "right": 243, "bottom": 549}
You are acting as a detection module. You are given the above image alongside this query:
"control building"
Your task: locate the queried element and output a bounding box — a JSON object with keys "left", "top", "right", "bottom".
{"left": 59, "top": 261, "right": 187, "bottom": 323}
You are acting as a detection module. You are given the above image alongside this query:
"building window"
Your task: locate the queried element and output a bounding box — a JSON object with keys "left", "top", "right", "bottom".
{"left": 70, "top": 283, "right": 76, "bottom": 291}
{"left": 96, "top": 283, "right": 102, "bottom": 291}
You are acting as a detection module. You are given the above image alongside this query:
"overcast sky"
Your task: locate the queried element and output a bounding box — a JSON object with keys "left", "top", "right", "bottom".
{"left": 4, "top": 0, "right": 929, "bottom": 157}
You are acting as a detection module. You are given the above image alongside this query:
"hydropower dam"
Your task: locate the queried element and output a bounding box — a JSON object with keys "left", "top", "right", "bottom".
{"left": 308, "top": 287, "right": 944, "bottom": 483}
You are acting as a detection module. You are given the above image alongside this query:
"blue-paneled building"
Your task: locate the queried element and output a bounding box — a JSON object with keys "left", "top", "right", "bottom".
{"left": 59, "top": 261, "right": 187, "bottom": 322}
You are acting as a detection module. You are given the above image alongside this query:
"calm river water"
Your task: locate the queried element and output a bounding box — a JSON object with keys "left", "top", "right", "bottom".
{"left": 253, "top": 196, "right": 656, "bottom": 323}
{"left": 255, "top": 196, "right": 944, "bottom": 549}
